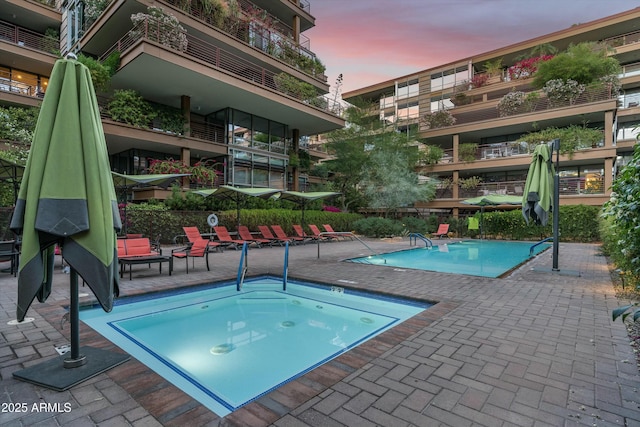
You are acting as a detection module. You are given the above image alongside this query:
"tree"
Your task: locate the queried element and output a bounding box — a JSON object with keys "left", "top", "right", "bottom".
{"left": 361, "top": 147, "right": 436, "bottom": 217}
{"left": 324, "top": 99, "right": 436, "bottom": 213}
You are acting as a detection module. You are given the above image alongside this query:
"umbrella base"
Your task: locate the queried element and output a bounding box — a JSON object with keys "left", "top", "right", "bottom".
{"left": 531, "top": 266, "right": 582, "bottom": 277}
{"left": 13, "top": 346, "right": 130, "bottom": 391}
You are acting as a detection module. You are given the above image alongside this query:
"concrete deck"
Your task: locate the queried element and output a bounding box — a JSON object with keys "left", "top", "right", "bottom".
{"left": 1, "top": 238, "right": 639, "bottom": 426}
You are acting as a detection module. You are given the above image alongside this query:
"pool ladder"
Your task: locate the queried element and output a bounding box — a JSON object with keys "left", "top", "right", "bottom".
{"left": 408, "top": 233, "right": 433, "bottom": 248}
{"left": 529, "top": 237, "right": 553, "bottom": 256}
{"left": 236, "top": 242, "right": 248, "bottom": 291}
{"left": 236, "top": 241, "right": 289, "bottom": 291}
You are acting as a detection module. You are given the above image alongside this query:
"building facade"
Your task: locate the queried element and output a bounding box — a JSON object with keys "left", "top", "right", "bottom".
{"left": 0, "top": 0, "right": 344, "bottom": 197}
{"left": 343, "top": 7, "right": 640, "bottom": 218}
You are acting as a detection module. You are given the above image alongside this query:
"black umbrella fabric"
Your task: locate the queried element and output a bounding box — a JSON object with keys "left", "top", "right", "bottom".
{"left": 10, "top": 57, "right": 128, "bottom": 389}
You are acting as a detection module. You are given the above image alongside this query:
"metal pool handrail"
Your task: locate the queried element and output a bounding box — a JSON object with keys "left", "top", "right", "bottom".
{"left": 236, "top": 242, "right": 248, "bottom": 291}
{"left": 408, "top": 233, "right": 433, "bottom": 248}
{"left": 529, "top": 237, "right": 553, "bottom": 257}
{"left": 317, "top": 232, "right": 378, "bottom": 259}
{"left": 283, "top": 241, "right": 289, "bottom": 291}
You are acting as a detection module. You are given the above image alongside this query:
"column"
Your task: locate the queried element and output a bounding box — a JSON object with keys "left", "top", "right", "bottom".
{"left": 181, "top": 147, "right": 190, "bottom": 188}
{"left": 181, "top": 95, "right": 191, "bottom": 137}
{"left": 291, "top": 129, "right": 300, "bottom": 191}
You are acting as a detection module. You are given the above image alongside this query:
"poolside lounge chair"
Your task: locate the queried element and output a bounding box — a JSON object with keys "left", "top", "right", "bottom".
{"left": 237, "top": 225, "right": 272, "bottom": 248}
{"left": 172, "top": 238, "right": 210, "bottom": 274}
{"left": 309, "top": 224, "right": 336, "bottom": 241}
{"left": 213, "top": 226, "right": 247, "bottom": 250}
{"left": 271, "top": 225, "right": 306, "bottom": 245}
{"left": 323, "top": 224, "right": 353, "bottom": 240}
{"left": 434, "top": 223, "right": 450, "bottom": 239}
{"left": 258, "top": 225, "right": 290, "bottom": 246}
{"left": 183, "top": 226, "right": 223, "bottom": 252}
{"left": 293, "top": 224, "right": 315, "bottom": 243}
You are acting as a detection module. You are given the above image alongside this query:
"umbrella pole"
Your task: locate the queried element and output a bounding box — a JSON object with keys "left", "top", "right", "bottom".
{"left": 64, "top": 268, "right": 86, "bottom": 368}
{"left": 552, "top": 139, "right": 560, "bottom": 271}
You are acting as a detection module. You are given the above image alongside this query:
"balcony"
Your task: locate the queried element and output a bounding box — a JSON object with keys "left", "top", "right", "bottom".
{"left": 0, "top": 19, "right": 58, "bottom": 55}
{"left": 99, "top": 16, "right": 343, "bottom": 132}
{"left": 434, "top": 85, "right": 617, "bottom": 130}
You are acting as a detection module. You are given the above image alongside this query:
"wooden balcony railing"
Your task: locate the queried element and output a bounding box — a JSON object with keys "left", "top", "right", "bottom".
{"left": 100, "top": 17, "right": 341, "bottom": 116}
{"left": 0, "top": 19, "right": 59, "bottom": 54}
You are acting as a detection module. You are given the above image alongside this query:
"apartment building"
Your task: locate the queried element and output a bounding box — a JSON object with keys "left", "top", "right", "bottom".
{"left": 0, "top": 0, "right": 344, "bottom": 197}
{"left": 343, "top": 7, "right": 640, "bottom": 217}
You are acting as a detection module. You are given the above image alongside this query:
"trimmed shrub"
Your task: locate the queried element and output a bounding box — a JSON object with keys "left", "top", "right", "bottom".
{"left": 352, "top": 217, "right": 404, "bottom": 238}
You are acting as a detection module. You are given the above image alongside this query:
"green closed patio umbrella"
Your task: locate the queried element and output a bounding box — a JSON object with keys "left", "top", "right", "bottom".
{"left": 522, "top": 139, "right": 560, "bottom": 270}
{"left": 522, "top": 144, "right": 554, "bottom": 226}
{"left": 10, "top": 56, "right": 128, "bottom": 390}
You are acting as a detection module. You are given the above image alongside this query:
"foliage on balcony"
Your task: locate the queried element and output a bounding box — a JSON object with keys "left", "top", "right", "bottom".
{"left": 497, "top": 90, "right": 540, "bottom": 117}
{"left": 457, "top": 176, "right": 483, "bottom": 189}
{"left": 542, "top": 79, "right": 587, "bottom": 108}
{"left": 42, "top": 28, "right": 59, "bottom": 54}
{"left": 470, "top": 73, "right": 489, "bottom": 89}
{"left": 0, "top": 106, "right": 40, "bottom": 145}
{"left": 421, "top": 145, "right": 444, "bottom": 165}
{"left": 458, "top": 143, "right": 479, "bottom": 162}
{"left": 84, "top": 0, "right": 112, "bottom": 27}
{"left": 131, "top": 6, "right": 188, "bottom": 52}
{"left": 516, "top": 124, "right": 603, "bottom": 159}
{"left": 77, "top": 52, "right": 120, "bottom": 92}
{"left": 422, "top": 109, "right": 456, "bottom": 129}
{"left": 274, "top": 73, "right": 321, "bottom": 104}
{"left": 533, "top": 42, "right": 621, "bottom": 89}
{"left": 147, "top": 158, "right": 222, "bottom": 187}
{"left": 483, "top": 58, "right": 503, "bottom": 79}
{"left": 107, "top": 89, "right": 184, "bottom": 134}
{"left": 507, "top": 55, "right": 554, "bottom": 80}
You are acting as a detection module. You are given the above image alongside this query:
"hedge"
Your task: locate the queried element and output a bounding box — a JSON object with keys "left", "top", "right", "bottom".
{"left": 122, "top": 206, "right": 362, "bottom": 243}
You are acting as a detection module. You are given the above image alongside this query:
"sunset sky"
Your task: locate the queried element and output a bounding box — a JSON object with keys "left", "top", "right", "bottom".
{"left": 305, "top": 0, "right": 640, "bottom": 94}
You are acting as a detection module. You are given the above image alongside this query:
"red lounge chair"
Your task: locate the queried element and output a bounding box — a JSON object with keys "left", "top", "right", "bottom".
{"left": 434, "top": 223, "right": 450, "bottom": 239}
{"left": 213, "top": 226, "right": 246, "bottom": 250}
{"left": 183, "top": 226, "right": 222, "bottom": 252}
{"left": 309, "top": 224, "right": 336, "bottom": 241}
{"left": 237, "top": 225, "right": 271, "bottom": 248}
{"left": 172, "top": 238, "right": 210, "bottom": 274}
{"left": 322, "top": 224, "right": 352, "bottom": 240}
{"left": 271, "top": 225, "right": 305, "bottom": 245}
{"left": 258, "top": 225, "right": 290, "bottom": 246}
{"left": 293, "top": 224, "right": 315, "bottom": 243}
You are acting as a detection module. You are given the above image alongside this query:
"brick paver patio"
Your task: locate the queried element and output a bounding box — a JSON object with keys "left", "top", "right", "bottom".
{"left": 1, "top": 238, "right": 639, "bottom": 426}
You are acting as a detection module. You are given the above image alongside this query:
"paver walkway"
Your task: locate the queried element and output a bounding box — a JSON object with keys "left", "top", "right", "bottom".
{"left": 1, "top": 238, "right": 639, "bottom": 426}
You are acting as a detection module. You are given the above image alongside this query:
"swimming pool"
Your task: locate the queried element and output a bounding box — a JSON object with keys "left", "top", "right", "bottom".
{"left": 346, "top": 240, "right": 550, "bottom": 278}
{"left": 80, "top": 276, "right": 429, "bottom": 416}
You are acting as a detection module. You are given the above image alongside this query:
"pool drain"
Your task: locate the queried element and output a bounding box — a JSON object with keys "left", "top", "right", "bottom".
{"left": 210, "top": 343, "right": 234, "bottom": 355}
{"left": 280, "top": 320, "right": 295, "bottom": 328}
{"left": 360, "top": 317, "right": 374, "bottom": 324}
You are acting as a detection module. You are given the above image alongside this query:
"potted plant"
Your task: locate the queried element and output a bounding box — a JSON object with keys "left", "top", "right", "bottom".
{"left": 483, "top": 58, "right": 503, "bottom": 84}
{"left": 458, "top": 143, "right": 478, "bottom": 162}
{"left": 422, "top": 110, "right": 456, "bottom": 129}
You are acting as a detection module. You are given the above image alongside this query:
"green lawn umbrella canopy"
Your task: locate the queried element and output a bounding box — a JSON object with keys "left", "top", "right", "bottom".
{"left": 193, "top": 185, "right": 282, "bottom": 228}
{"left": 276, "top": 191, "right": 341, "bottom": 227}
{"left": 462, "top": 194, "right": 522, "bottom": 239}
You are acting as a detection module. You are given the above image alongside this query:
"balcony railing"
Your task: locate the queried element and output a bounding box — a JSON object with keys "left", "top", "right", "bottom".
{"left": 605, "top": 30, "right": 640, "bottom": 48}
{"left": 142, "top": 0, "right": 323, "bottom": 81}
{"left": 0, "top": 19, "right": 59, "bottom": 54}
{"left": 99, "top": 17, "right": 341, "bottom": 116}
{"left": 437, "top": 176, "right": 605, "bottom": 201}
{"left": 0, "top": 70, "right": 45, "bottom": 98}
{"left": 429, "top": 85, "right": 616, "bottom": 130}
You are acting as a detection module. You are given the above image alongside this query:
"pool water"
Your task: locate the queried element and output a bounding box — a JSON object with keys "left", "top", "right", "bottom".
{"left": 80, "top": 276, "right": 429, "bottom": 416}
{"left": 346, "top": 240, "right": 550, "bottom": 278}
